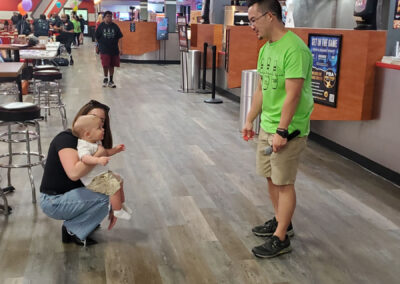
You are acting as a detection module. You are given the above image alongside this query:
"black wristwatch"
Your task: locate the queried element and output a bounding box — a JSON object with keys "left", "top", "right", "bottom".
{"left": 276, "top": 128, "right": 289, "bottom": 139}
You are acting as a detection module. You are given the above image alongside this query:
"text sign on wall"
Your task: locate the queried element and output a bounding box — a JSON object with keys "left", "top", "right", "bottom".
{"left": 308, "top": 34, "right": 342, "bottom": 108}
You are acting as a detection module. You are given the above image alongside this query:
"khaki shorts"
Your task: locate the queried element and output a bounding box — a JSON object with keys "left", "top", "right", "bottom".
{"left": 256, "top": 128, "right": 307, "bottom": 185}
{"left": 87, "top": 171, "right": 122, "bottom": 196}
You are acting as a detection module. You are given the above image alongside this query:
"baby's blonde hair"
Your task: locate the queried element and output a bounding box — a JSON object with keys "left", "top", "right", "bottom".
{"left": 72, "top": 115, "right": 100, "bottom": 138}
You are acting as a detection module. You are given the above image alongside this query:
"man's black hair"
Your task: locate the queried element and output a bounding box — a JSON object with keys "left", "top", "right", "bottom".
{"left": 104, "top": 11, "right": 113, "bottom": 17}
{"left": 40, "top": 14, "right": 46, "bottom": 20}
{"left": 247, "top": 0, "right": 282, "bottom": 21}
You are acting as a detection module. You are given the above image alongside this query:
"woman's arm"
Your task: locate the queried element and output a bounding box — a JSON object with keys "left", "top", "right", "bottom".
{"left": 59, "top": 148, "right": 94, "bottom": 181}
{"left": 59, "top": 147, "right": 108, "bottom": 181}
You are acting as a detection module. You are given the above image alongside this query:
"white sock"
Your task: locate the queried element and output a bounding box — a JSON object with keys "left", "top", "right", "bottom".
{"left": 122, "top": 204, "right": 133, "bottom": 214}
{"left": 114, "top": 209, "right": 131, "bottom": 220}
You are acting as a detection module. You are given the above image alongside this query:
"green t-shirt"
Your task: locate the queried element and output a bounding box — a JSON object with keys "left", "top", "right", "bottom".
{"left": 71, "top": 19, "right": 81, "bottom": 33}
{"left": 257, "top": 30, "right": 314, "bottom": 137}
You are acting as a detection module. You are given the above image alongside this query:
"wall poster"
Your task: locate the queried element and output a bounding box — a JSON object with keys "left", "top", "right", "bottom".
{"left": 394, "top": 0, "right": 400, "bottom": 29}
{"left": 308, "top": 34, "right": 342, "bottom": 108}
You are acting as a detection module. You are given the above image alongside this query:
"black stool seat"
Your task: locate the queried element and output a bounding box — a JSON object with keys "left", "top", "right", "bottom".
{"left": 0, "top": 102, "right": 41, "bottom": 122}
{"left": 33, "top": 70, "right": 62, "bottom": 81}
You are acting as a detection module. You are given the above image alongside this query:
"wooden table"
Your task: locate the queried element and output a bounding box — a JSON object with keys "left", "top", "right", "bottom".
{"left": 0, "top": 62, "right": 25, "bottom": 102}
{"left": 0, "top": 44, "right": 28, "bottom": 62}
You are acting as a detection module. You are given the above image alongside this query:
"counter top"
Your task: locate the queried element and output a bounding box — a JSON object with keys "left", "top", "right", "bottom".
{"left": 376, "top": 62, "right": 400, "bottom": 71}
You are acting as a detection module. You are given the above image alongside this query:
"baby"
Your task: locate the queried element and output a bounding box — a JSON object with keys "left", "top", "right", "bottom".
{"left": 72, "top": 115, "right": 131, "bottom": 220}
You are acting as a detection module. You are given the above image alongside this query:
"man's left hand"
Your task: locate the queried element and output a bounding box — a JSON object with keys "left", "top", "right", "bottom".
{"left": 272, "top": 134, "right": 287, "bottom": 153}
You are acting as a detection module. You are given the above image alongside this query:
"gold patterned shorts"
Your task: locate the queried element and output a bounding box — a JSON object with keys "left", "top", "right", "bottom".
{"left": 87, "top": 171, "right": 122, "bottom": 196}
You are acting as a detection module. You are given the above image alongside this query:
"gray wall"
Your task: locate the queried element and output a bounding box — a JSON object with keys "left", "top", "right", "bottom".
{"left": 386, "top": 0, "right": 400, "bottom": 55}
{"left": 210, "top": 0, "right": 230, "bottom": 24}
{"left": 292, "top": 0, "right": 355, "bottom": 29}
{"left": 32, "top": 0, "right": 53, "bottom": 18}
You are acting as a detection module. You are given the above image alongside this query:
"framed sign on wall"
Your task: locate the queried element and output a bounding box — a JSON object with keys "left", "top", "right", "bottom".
{"left": 308, "top": 33, "right": 342, "bottom": 108}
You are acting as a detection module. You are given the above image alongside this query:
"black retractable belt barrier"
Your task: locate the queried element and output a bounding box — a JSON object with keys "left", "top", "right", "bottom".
{"left": 204, "top": 45, "right": 222, "bottom": 104}
{"left": 197, "top": 42, "right": 211, "bottom": 94}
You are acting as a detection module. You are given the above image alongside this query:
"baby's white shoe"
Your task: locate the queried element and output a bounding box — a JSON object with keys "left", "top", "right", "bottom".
{"left": 114, "top": 209, "right": 131, "bottom": 220}
{"left": 122, "top": 204, "right": 133, "bottom": 215}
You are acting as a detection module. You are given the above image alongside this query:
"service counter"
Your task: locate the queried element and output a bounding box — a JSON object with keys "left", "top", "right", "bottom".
{"left": 116, "top": 21, "right": 179, "bottom": 63}
{"left": 190, "top": 24, "right": 387, "bottom": 121}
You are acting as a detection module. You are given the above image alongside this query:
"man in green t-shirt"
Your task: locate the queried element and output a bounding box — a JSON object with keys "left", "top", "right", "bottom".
{"left": 243, "top": 0, "right": 314, "bottom": 258}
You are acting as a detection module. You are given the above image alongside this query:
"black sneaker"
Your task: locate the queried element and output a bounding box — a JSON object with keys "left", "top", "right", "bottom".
{"left": 108, "top": 81, "right": 116, "bottom": 88}
{"left": 252, "top": 235, "right": 292, "bottom": 258}
{"left": 252, "top": 217, "right": 294, "bottom": 237}
{"left": 103, "top": 78, "right": 108, "bottom": 88}
{"left": 69, "top": 58, "right": 74, "bottom": 65}
{"left": 62, "top": 225, "right": 98, "bottom": 247}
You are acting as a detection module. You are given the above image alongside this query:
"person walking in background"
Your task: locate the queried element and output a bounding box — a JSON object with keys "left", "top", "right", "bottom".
{"left": 33, "top": 14, "right": 50, "bottom": 37}
{"left": 95, "top": 11, "right": 123, "bottom": 88}
{"left": 71, "top": 14, "right": 82, "bottom": 47}
{"left": 17, "top": 14, "right": 31, "bottom": 36}
{"left": 55, "top": 14, "right": 75, "bottom": 65}
{"left": 11, "top": 12, "right": 19, "bottom": 28}
{"left": 79, "top": 15, "right": 86, "bottom": 44}
{"left": 243, "top": 0, "right": 314, "bottom": 258}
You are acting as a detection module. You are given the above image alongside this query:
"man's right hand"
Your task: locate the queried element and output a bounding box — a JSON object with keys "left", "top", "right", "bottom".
{"left": 98, "top": 156, "right": 110, "bottom": 166}
{"left": 242, "top": 121, "right": 255, "bottom": 141}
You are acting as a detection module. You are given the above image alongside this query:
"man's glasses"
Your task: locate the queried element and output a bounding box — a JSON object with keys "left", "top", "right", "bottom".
{"left": 248, "top": 11, "right": 271, "bottom": 26}
{"left": 88, "top": 99, "right": 110, "bottom": 112}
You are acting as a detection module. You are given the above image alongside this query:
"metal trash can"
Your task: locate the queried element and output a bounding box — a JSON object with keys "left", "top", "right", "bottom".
{"left": 180, "top": 50, "right": 201, "bottom": 92}
{"left": 239, "top": 69, "right": 261, "bottom": 134}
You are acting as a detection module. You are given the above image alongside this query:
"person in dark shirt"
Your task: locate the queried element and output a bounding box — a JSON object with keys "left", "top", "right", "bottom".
{"left": 17, "top": 14, "right": 31, "bottom": 36}
{"left": 95, "top": 11, "right": 123, "bottom": 88}
{"left": 11, "top": 12, "right": 19, "bottom": 26}
{"left": 79, "top": 15, "right": 86, "bottom": 44}
{"left": 55, "top": 14, "right": 75, "bottom": 65}
{"left": 40, "top": 100, "right": 117, "bottom": 246}
{"left": 33, "top": 14, "right": 50, "bottom": 37}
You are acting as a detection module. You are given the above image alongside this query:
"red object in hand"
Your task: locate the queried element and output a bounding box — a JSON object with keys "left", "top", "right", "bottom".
{"left": 243, "top": 130, "right": 255, "bottom": 141}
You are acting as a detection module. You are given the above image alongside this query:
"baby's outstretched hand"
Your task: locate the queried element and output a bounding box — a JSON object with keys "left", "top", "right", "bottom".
{"left": 98, "top": 156, "right": 110, "bottom": 166}
{"left": 116, "top": 144, "right": 125, "bottom": 152}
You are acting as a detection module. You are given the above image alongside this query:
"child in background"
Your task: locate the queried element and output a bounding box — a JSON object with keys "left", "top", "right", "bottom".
{"left": 72, "top": 115, "right": 132, "bottom": 220}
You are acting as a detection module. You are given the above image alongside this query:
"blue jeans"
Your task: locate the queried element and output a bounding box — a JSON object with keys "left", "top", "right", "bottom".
{"left": 40, "top": 187, "right": 109, "bottom": 241}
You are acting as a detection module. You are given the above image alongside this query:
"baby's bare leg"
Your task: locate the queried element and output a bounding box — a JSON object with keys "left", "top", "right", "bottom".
{"left": 110, "top": 189, "right": 123, "bottom": 211}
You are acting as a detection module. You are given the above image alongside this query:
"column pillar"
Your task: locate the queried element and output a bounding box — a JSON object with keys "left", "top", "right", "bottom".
{"left": 140, "top": 0, "right": 148, "bottom": 21}
{"left": 165, "top": 0, "right": 176, "bottom": 32}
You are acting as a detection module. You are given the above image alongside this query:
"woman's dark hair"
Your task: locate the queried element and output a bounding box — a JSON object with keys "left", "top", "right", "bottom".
{"left": 247, "top": 0, "right": 282, "bottom": 21}
{"left": 104, "top": 11, "right": 113, "bottom": 17}
{"left": 4, "top": 20, "right": 9, "bottom": 26}
{"left": 72, "top": 100, "right": 113, "bottom": 148}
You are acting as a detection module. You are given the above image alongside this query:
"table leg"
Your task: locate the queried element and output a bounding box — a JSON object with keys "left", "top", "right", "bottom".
{"left": 16, "top": 74, "right": 23, "bottom": 102}
{"left": 13, "top": 49, "right": 20, "bottom": 62}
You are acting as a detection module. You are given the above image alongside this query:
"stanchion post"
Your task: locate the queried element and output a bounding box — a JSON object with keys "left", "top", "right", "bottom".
{"left": 202, "top": 42, "right": 208, "bottom": 90}
{"left": 204, "top": 45, "right": 223, "bottom": 104}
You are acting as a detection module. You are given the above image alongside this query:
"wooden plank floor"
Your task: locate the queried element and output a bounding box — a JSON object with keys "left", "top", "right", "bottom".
{"left": 0, "top": 43, "right": 399, "bottom": 284}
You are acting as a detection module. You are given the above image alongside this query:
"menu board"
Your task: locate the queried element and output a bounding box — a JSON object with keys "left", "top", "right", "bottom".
{"left": 156, "top": 17, "right": 168, "bottom": 40}
{"left": 177, "top": 16, "right": 188, "bottom": 51}
{"left": 308, "top": 34, "right": 342, "bottom": 108}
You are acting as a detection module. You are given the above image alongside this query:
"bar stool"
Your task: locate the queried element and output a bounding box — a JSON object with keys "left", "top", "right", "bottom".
{"left": 33, "top": 70, "right": 67, "bottom": 129}
{"left": 0, "top": 102, "right": 45, "bottom": 204}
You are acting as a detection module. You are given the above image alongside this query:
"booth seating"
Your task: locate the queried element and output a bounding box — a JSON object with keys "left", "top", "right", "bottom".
{"left": 0, "top": 102, "right": 45, "bottom": 204}
{"left": 33, "top": 69, "right": 67, "bottom": 129}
